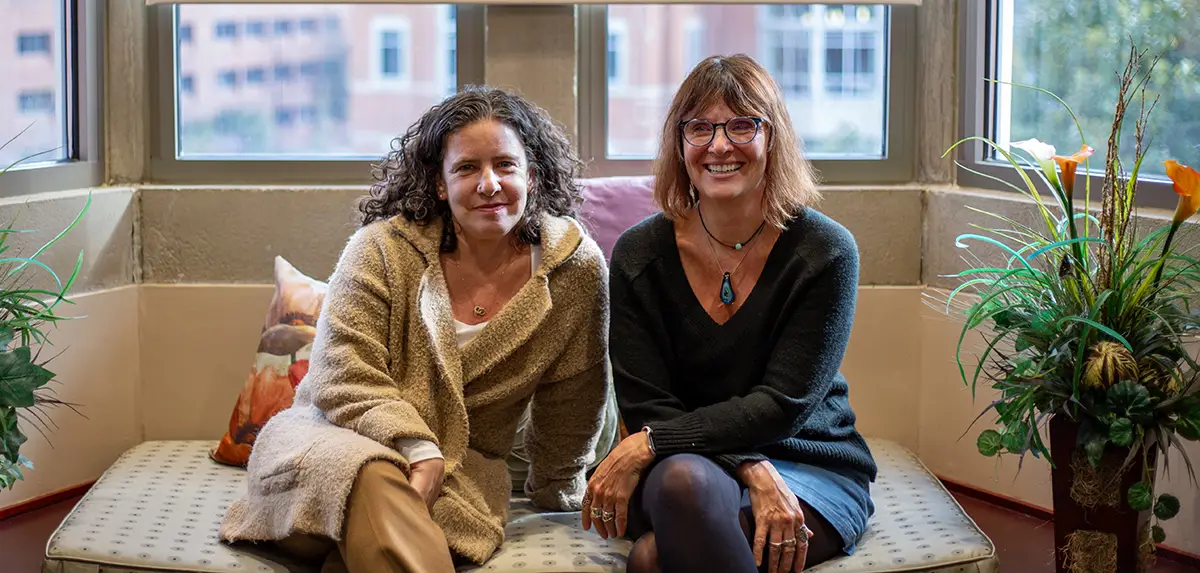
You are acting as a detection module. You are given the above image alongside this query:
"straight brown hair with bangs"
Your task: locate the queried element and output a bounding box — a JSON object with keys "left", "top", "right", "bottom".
{"left": 652, "top": 54, "right": 821, "bottom": 228}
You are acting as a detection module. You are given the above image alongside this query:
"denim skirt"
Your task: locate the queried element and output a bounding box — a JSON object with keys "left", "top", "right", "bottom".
{"left": 740, "top": 459, "right": 875, "bottom": 556}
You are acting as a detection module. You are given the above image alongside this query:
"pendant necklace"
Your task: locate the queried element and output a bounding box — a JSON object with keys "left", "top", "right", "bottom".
{"left": 700, "top": 231, "right": 748, "bottom": 304}
{"left": 448, "top": 247, "right": 522, "bottom": 319}
{"left": 702, "top": 224, "right": 758, "bottom": 305}
{"left": 697, "top": 204, "right": 766, "bottom": 305}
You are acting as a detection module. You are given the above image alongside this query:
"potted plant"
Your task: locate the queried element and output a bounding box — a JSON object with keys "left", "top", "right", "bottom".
{"left": 0, "top": 126, "right": 90, "bottom": 490}
{"left": 932, "top": 45, "right": 1200, "bottom": 572}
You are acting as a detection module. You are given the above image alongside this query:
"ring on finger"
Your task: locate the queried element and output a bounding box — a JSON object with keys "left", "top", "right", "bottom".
{"left": 590, "top": 508, "right": 603, "bottom": 519}
{"left": 601, "top": 510, "right": 615, "bottom": 522}
{"left": 797, "top": 525, "right": 813, "bottom": 543}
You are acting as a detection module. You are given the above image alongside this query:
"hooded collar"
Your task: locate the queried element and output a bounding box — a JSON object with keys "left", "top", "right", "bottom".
{"left": 388, "top": 213, "right": 586, "bottom": 390}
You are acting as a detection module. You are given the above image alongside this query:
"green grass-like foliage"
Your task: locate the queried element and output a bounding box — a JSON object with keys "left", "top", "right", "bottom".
{"left": 0, "top": 124, "right": 90, "bottom": 490}
{"left": 927, "top": 45, "right": 1199, "bottom": 544}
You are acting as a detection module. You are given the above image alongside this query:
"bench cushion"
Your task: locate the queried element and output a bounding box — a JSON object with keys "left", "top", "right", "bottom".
{"left": 42, "top": 439, "right": 997, "bottom": 573}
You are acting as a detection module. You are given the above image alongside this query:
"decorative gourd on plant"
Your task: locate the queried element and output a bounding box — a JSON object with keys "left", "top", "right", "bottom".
{"left": 929, "top": 44, "right": 1200, "bottom": 559}
{"left": 0, "top": 127, "right": 90, "bottom": 490}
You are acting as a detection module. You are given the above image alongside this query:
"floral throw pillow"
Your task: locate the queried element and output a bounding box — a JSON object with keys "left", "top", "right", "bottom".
{"left": 210, "top": 256, "right": 328, "bottom": 467}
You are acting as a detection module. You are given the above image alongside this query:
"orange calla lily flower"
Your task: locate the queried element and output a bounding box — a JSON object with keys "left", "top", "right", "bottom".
{"left": 1165, "top": 160, "right": 1200, "bottom": 224}
{"left": 1052, "top": 145, "right": 1094, "bottom": 196}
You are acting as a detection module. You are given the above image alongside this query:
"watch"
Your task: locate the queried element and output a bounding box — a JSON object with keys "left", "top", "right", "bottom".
{"left": 641, "top": 425, "right": 657, "bottom": 457}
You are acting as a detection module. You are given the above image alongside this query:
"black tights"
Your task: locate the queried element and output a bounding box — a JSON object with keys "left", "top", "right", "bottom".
{"left": 625, "top": 454, "right": 842, "bottom": 573}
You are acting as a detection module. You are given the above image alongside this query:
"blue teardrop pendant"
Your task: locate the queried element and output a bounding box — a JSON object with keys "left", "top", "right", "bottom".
{"left": 719, "top": 272, "right": 735, "bottom": 305}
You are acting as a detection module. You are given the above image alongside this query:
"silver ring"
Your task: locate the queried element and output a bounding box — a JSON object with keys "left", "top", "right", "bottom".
{"left": 590, "top": 508, "right": 603, "bottom": 519}
{"left": 601, "top": 510, "right": 614, "bottom": 522}
{"left": 798, "top": 525, "right": 812, "bottom": 544}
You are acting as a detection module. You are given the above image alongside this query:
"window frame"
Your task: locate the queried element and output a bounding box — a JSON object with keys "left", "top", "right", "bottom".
{"left": 3, "top": 0, "right": 105, "bottom": 197}
{"left": 146, "top": 3, "right": 485, "bottom": 185}
{"left": 576, "top": 3, "right": 916, "bottom": 183}
{"left": 956, "top": 0, "right": 1177, "bottom": 211}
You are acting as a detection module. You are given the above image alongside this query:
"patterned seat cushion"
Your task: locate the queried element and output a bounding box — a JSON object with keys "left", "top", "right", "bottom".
{"left": 42, "top": 439, "right": 997, "bottom": 573}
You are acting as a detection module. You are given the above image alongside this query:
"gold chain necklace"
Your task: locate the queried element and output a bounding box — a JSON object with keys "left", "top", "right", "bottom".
{"left": 448, "top": 248, "right": 524, "bottom": 318}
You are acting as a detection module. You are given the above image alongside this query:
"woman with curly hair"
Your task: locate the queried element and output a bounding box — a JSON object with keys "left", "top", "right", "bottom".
{"left": 220, "top": 86, "right": 613, "bottom": 573}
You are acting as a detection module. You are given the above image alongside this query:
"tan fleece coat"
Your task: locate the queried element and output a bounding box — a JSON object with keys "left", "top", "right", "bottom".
{"left": 219, "top": 213, "right": 611, "bottom": 564}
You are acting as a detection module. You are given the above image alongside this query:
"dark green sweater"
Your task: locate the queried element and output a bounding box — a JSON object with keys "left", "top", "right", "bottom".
{"left": 609, "top": 208, "right": 877, "bottom": 481}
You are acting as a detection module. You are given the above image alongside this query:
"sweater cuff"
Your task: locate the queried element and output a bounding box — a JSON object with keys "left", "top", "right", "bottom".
{"left": 647, "top": 415, "right": 708, "bottom": 455}
{"left": 711, "top": 453, "right": 768, "bottom": 477}
{"left": 395, "top": 438, "right": 443, "bottom": 464}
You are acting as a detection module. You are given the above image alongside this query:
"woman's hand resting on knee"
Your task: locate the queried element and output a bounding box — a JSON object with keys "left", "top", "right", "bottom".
{"left": 737, "top": 461, "right": 816, "bottom": 573}
{"left": 409, "top": 458, "right": 445, "bottom": 513}
{"left": 581, "top": 431, "right": 655, "bottom": 539}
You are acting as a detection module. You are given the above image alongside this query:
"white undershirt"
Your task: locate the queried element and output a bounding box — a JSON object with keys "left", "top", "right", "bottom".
{"left": 395, "top": 245, "right": 542, "bottom": 464}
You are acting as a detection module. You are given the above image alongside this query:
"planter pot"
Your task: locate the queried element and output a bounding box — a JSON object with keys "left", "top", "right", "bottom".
{"left": 1048, "top": 414, "right": 1158, "bottom": 573}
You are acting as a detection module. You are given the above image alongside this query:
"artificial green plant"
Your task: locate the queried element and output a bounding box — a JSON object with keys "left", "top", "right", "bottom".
{"left": 930, "top": 45, "right": 1200, "bottom": 545}
{"left": 0, "top": 125, "right": 90, "bottom": 490}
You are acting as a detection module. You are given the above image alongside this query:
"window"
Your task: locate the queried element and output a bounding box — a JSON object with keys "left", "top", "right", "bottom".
{"left": 272, "top": 63, "right": 294, "bottom": 82}
{"left": 762, "top": 8, "right": 812, "bottom": 98}
{"left": 370, "top": 17, "right": 412, "bottom": 86}
{"left": 300, "top": 106, "right": 318, "bottom": 124}
{"left": 446, "top": 6, "right": 457, "bottom": 95}
{"left": 1, "top": 0, "right": 102, "bottom": 195}
{"left": 824, "top": 30, "right": 878, "bottom": 96}
{"left": 4, "top": 7, "right": 65, "bottom": 165}
{"left": 958, "top": 0, "right": 1199, "bottom": 203}
{"left": 275, "top": 107, "right": 296, "bottom": 127}
{"left": 215, "top": 21, "right": 238, "bottom": 39}
{"left": 683, "top": 19, "right": 705, "bottom": 72}
{"left": 606, "top": 19, "right": 629, "bottom": 89}
{"left": 300, "top": 61, "right": 322, "bottom": 79}
{"left": 588, "top": 4, "right": 899, "bottom": 165}
{"left": 180, "top": 74, "right": 195, "bottom": 94}
{"left": 18, "top": 91, "right": 55, "bottom": 114}
{"left": 178, "top": 24, "right": 192, "bottom": 43}
{"left": 17, "top": 33, "right": 52, "bottom": 54}
{"left": 163, "top": 3, "right": 469, "bottom": 167}
{"left": 819, "top": 5, "right": 882, "bottom": 99}
{"left": 381, "top": 31, "right": 404, "bottom": 78}
{"left": 218, "top": 70, "right": 239, "bottom": 89}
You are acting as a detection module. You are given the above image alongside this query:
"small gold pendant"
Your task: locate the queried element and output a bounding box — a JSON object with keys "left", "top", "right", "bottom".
{"left": 473, "top": 305, "right": 486, "bottom": 317}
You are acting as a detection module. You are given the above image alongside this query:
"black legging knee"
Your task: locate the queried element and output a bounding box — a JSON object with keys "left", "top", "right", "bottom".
{"left": 625, "top": 454, "right": 844, "bottom": 573}
{"left": 626, "top": 454, "right": 757, "bottom": 573}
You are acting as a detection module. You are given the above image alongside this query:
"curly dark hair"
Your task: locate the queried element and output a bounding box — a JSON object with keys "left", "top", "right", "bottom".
{"left": 358, "top": 86, "right": 585, "bottom": 252}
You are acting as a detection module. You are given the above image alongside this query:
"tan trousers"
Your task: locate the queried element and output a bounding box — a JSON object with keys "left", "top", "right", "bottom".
{"left": 278, "top": 460, "right": 457, "bottom": 573}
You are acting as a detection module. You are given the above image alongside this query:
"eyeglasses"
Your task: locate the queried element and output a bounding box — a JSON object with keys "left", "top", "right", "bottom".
{"left": 679, "top": 116, "right": 766, "bottom": 147}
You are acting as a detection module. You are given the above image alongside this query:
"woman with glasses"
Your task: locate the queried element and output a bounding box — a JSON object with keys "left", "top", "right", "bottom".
{"left": 581, "top": 55, "right": 877, "bottom": 573}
